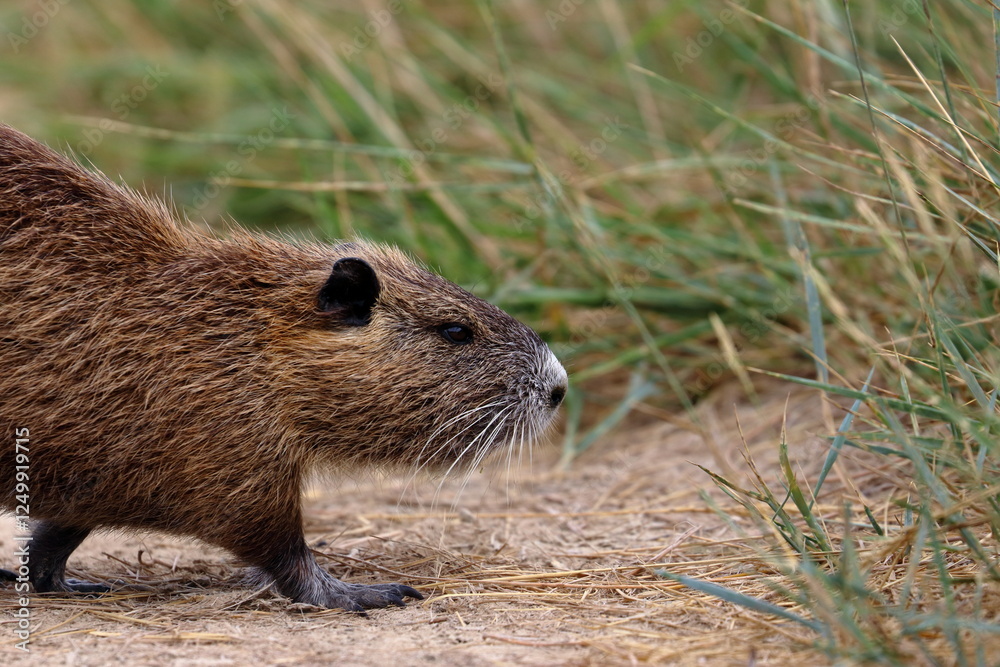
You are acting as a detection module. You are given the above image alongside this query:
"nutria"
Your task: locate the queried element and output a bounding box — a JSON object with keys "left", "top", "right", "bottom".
{"left": 0, "top": 125, "right": 567, "bottom": 612}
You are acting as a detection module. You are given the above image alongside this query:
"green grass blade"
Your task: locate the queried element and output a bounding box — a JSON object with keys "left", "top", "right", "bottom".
{"left": 655, "top": 570, "right": 823, "bottom": 633}
{"left": 812, "top": 366, "right": 875, "bottom": 504}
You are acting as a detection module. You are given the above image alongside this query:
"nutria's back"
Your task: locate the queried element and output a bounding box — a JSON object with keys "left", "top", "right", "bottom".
{"left": 0, "top": 125, "right": 567, "bottom": 611}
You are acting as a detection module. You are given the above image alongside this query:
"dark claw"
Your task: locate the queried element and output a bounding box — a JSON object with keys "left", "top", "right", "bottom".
{"left": 62, "top": 578, "right": 111, "bottom": 594}
{"left": 381, "top": 584, "right": 423, "bottom": 602}
{"left": 401, "top": 585, "right": 424, "bottom": 600}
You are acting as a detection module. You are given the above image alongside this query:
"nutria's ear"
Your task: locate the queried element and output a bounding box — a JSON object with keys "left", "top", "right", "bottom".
{"left": 317, "top": 257, "right": 380, "bottom": 326}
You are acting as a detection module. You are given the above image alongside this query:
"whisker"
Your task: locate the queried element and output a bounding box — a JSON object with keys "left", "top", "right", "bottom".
{"left": 423, "top": 399, "right": 507, "bottom": 444}
{"left": 435, "top": 404, "right": 517, "bottom": 505}
{"left": 457, "top": 416, "right": 509, "bottom": 507}
{"left": 418, "top": 403, "right": 511, "bottom": 477}
{"left": 434, "top": 404, "right": 516, "bottom": 506}
{"left": 397, "top": 398, "right": 512, "bottom": 502}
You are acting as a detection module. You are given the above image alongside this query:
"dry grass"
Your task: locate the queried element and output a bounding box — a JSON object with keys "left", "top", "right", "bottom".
{"left": 3, "top": 1, "right": 1000, "bottom": 664}
{"left": 2, "top": 381, "right": 987, "bottom": 666}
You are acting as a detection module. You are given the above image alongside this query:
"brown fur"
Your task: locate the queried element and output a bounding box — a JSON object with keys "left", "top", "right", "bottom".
{"left": 0, "top": 125, "right": 566, "bottom": 611}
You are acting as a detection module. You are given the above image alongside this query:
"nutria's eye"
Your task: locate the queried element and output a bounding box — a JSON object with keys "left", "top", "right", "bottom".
{"left": 438, "top": 323, "right": 473, "bottom": 345}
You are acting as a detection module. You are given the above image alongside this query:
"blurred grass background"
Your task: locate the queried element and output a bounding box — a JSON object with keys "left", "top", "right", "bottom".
{"left": 4, "top": 0, "right": 1000, "bottom": 662}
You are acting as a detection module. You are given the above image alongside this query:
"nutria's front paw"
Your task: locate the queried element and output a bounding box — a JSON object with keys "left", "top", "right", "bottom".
{"left": 303, "top": 581, "right": 424, "bottom": 613}
{"left": 335, "top": 582, "right": 424, "bottom": 613}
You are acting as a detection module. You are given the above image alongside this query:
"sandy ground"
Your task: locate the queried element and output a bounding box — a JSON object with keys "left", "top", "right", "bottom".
{"left": 0, "top": 384, "right": 845, "bottom": 666}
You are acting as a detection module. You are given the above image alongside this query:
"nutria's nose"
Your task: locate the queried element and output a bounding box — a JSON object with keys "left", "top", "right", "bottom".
{"left": 543, "top": 347, "right": 568, "bottom": 409}
{"left": 549, "top": 384, "right": 566, "bottom": 409}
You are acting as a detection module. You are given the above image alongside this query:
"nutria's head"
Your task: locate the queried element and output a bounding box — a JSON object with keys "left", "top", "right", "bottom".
{"left": 275, "top": 241, "right": 567, "bottom": 471}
